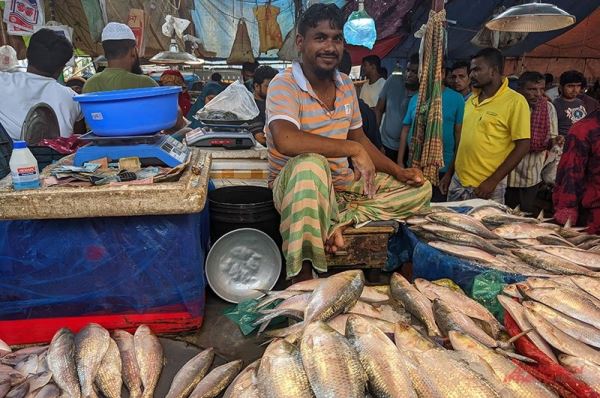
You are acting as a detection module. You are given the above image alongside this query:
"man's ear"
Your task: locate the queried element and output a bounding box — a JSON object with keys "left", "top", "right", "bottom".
{"left": 296, "top": 33, "right": 304, "bottom": 53}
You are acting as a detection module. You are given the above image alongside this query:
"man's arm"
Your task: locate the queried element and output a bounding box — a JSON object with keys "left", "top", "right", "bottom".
{"left": 396, "top": 125, "right": 410, "bottom": 167}
{"left": 374, "top": 97, "right": 385, "bottom": 128}
{"left": 348, "top": 127, "right": 424, "bottom": 187}
{"left": 474, "top": 139, "right": 530, "bottom": 199}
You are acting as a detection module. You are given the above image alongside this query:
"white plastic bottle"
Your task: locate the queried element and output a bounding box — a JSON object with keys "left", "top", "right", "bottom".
{"left": 10, "top": 141, "right": 40, "bottom": 190}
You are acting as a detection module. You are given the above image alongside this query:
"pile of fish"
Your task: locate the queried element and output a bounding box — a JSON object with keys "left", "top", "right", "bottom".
{"left": 225, "top": 270, "right": 566, "bottom": 397}
{"left": 408, "top": 204, "right": 600, "bottom": 277}
{"left": 501, "top": 275, "right": 600, "bottom": 392}
{"left": 0, "top": 324, "right": 165, "bottom": 398}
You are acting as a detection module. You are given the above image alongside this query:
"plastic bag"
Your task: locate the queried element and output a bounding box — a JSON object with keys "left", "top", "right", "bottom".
{"left": 224, "top": 298, "right": 285, "bottom": 336}
{"left": 471, "top": 271, "right": 507, "bottom": 322}
{"left": 197, "top": 80, "right": 259, "bottom": 121}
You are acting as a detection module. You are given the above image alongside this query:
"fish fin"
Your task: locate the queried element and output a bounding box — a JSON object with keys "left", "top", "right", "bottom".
{"left": 565, "top": 217, "right": 572, "bottom": 229}
{"left": 537, "top": 209, "right": 544, "bottom": 221}
{"left": 495, "top": 348, "right": 538, "bottom": 364}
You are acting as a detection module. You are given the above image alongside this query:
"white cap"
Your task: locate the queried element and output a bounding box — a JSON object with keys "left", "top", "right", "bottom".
{"left": 0, "top": 45, "right": 18, "bottom": 71}
{"left": 101, "top": 22, "right": 136, "bottom": 42}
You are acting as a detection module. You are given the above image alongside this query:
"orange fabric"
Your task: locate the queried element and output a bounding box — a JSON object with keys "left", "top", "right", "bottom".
{"left": 253, "top": 5, "right": 283, "bottom": 54}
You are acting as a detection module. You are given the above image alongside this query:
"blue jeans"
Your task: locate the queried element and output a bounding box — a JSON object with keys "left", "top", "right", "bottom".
{"left": 447, "top": 174, "right": 507, "bottom": 204}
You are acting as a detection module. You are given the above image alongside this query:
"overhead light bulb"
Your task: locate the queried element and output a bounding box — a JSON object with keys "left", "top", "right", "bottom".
{"left": 486, "top": 1, "right": 575, "bottom": 32}
{"left": 343, "top": 0, "right": 377, "bottom": 49}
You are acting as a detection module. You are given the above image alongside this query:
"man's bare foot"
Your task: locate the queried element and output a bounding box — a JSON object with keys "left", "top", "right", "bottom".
{"left": 325, "top": 227, "right": 346, "bottom": 254}
{"left": 290, "top": 260, "right": 314, "bottom": 285}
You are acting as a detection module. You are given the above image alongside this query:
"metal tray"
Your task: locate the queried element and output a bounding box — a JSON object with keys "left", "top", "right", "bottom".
{"left": 0, "top": 149, "right": 211, "bottom": 220}
{"left": 205, "top": 228, "right": 281, "bottom": 303}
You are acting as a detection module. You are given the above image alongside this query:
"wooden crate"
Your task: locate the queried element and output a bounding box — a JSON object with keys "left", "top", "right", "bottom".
{"left": 326, "top": 224, "right": 397, "bottom": 269}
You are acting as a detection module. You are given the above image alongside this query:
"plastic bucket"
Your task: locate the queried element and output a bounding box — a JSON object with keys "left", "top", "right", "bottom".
{"left": 74, "top": 86, "right": 181, "bottom": 136}
{"left": 208, "top": 186, "right": 281, "bottom": 245}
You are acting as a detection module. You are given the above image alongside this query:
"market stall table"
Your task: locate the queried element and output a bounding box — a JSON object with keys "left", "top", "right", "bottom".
{"left": 0, "top": 149, "right": 212, "bottom": 345}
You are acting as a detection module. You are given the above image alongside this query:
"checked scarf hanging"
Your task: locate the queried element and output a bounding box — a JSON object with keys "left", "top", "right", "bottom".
{"left": 409, "top": 9, "right": 446, "bottom": 186}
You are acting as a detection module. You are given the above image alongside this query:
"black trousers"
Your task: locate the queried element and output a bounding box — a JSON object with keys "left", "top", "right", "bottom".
{"left": 505, "top": 184, "right": 541, "bottom": 213}
{"left": 383, "top": 146, "right": 399, "bottom": 163}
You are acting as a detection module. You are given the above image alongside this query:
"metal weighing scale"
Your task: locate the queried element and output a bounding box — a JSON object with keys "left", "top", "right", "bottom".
{"left": 74, "top": 132, "right": 190, "bottom": 167}
{"left": 185, "top": 121, "right": 256, "bottom": 150}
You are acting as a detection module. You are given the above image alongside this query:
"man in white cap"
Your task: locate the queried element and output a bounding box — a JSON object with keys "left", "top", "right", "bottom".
{"left": 83, "top": 22, "right": 157, "bottom": 93}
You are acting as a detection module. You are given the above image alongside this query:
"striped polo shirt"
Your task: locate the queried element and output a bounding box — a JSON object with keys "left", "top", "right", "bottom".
{"left": 265, "top": 61, "right": 363, "bottom": 190}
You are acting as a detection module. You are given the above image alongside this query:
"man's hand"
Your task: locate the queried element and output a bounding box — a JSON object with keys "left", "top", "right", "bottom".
{"left": 396, "top": 168, "right": 425, "bottom": 187}
{"left": 350, "top": 144, "right": 376, "bottom": 198}
{"left": 439, "top": 172, "right": 452, "bottom": 195}
{"left": 474, "top": 178, "right": 498, "bottom": 199}
{"left": 552, "top": 135, "right": 565, "bottom": 148}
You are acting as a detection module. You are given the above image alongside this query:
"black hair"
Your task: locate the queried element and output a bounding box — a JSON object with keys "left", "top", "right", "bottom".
{"left": 298, "top": 3, "right": 344, "bottom": 36}
{"left": 380, "top": 67, "right": 388, "bottom": 79}
{"left": 544, "top": 73, "right": 554, "bottom": 84}
{"left": 253, "top": 65, "right": 278, "bottom": 85}
{"left": 408, "top": 53, "right": 419, "bottom": 66}
{"left": 211, "top": 72, "right": 222, "bottom": 82}
{"left": 27, "top": 29, "right": 73, "bottom": 76}
{"left": 518, "top": 71, "right": 545, "bottom": 88}
{"left": 472, "top": 47, "right": 504, "bottom": 74}
{"left": 559, "top": 70, "right": 585, "bottom": 86}
{"left": 451, "top": 60, "right": 470, "bottom": 74}
{"left": 362, "top": 55, "right": 381, "bottom": 69}
{"left": 65, "top": 78, "right": 85, "bottom": 88}
{"left": 102, "top": 39, "right": 136, "bottom": 60}
{"left": 242, "top": 61, "right": 259, "bottom": 73}
{"left": 339, "top": 50, "right": 352, "bottom": 75}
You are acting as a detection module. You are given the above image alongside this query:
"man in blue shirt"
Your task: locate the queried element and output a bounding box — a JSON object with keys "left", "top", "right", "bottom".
{"left": 375, "top": 54, "right": 419, "bottom": 162}
{"left": 398, "top": 82, "right": 465, "bottom": 201}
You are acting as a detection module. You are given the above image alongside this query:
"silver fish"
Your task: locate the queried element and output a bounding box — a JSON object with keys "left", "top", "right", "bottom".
{"left": 0, "top": 340, "right": 10, "bottom": 357}
{"left": 347, "top": 301, "right": 408, "bottom": 325}
{"left": 496, "top": 296, "right": 557, "bottom": 362}
{"left": 14, "top": 356, "right": 37, "bottom": 377}
{"left": 420, "top": 224, "right": 505, "bottom": 255}
{"left": 428, "top": 241, "right": 499, "bottom": 264}
{"left": 415, "top": 278, "right": 502, "bottom": 338}
{"left": 390, "top": 273, "right": 441, "bottom": 337}
{"left": 393, "top": 322, "right": 439, "bottom": 353}
{"left": 346, "top": 315, "right": 416, "bottom": 398}
{"left": 522, "top": 301, "right": 600, "bottom": 349}
{"left": 513, "top": 249, "right": 597, "bottom": 276}
{"left": 558, "top": 354, "right": 600, "bottom": 393}
{"left": 257, "top": 339, "right": 313, "bottom": 398}
{"left": 524, "top": 309, "right": 600, "bottom": 366}
{"left": 113, "top": 330, "right": 142, "bottom": 398}
{"left": 570, "top": 275, "right": 600, "bottom": 301}
{"left": 223, "top": 360, "right": 260, "bottom": 398}
{"left": 426, "top": 212, "right": 499, "bottom": 239}
{"left": 6, "top": 381, "right": 29, "bottom": 398}
{"left": 26, "top": 371, "right": 52, "bottom": 393}
{"left": 189, "top": 360, "right": 243, "bottom": 398}
{"left": 481, "top": 213, "right": 539, "bottom": 228}
{"left": 536, "top": 246, "right": 600, "bottom": 270}
{"left": 449, "top": 331, "right": 557, "bottom": 397}
{"left": 95, "top": 338, "right": 122, "bottom": 398}
{"left": 304, "top": 270, "right": 365, "bottom": 324}
{"left": 432, "top": 299, "right": 500, "bottom": 349}
{"left": 468, "top": 205, "right": 507, "bottom": 220}
{"left": 327, "top": 314, "right": 395, "bottom": 336}
{"left": 494, "top": 223, "right": 558, "bottom": 239}
{"left": 165, "top": 348, "right": 215, "bottom": 398}
{"left": 33, "top": 383, "right": 60, "bottom": 398}
{"left": 518, "top": 284, "right": 600, "bottom": 329}
{"left": 134, "top": 325, "right": 163, "bottom": 398}
{"left": 536, "top": 235, "right": 576, "bottom": 247}
{"left": 300, "top": 321, "right": 366, "bottom": 398}
{"left": 75, "top": 324, "right": 110, "bottom": 398}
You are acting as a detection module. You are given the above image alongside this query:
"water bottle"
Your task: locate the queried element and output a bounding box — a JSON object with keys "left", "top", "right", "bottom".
{"left": 10, "top": 141, "right": 40, "bottom": 190}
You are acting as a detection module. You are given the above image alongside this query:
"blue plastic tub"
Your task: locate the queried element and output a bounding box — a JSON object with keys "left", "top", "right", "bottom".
{"left": 74, "top": 86, "right": 181, "bottom": 136}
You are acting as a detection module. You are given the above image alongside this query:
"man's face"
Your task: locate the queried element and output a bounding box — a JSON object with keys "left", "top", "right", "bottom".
{"left": 562, "top": 83, "right": 582, "bottom": 100}
{"left": 361, "top": 61, "right": 373, "bottom": 77}
{"left": 470, "top": 57, "right": 496, "bottom": 89}
{"left": 242, "top": 69, "right": 254, "bottom": 83}
{"left": 519, "top": 80, "right": 545, "bottom": 107}
{"left": 254, "top": 78, "right": 272, "bottom": 100}
{"left": 451, "top": 67, "right": 470, "bottom": 93}
{"left": 405, "top": 62, "right": 419, "bottom": 90}
{"left": 297, "top": 20, "right": 343, "bottom": 79}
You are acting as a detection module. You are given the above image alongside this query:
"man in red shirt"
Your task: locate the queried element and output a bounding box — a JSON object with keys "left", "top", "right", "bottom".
{"left": 553, "top": 110, "right": 600, "bottom": 233}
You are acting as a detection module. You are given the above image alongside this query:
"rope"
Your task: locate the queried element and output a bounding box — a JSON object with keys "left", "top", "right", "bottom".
{"left": 409, "top": 9, "right": 446, "bottom": 186}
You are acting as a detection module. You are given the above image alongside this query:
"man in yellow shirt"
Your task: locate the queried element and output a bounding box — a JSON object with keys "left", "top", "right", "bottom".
{"left": 449, "top": 48, "right": 531, "bottom": 203}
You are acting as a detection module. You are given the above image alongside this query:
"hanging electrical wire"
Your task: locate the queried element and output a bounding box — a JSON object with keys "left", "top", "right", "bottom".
{"left": 409, "top": 9, "right": 446, "bottom": 186}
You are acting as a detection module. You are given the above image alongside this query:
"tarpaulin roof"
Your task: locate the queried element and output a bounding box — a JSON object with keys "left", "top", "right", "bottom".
{"left": 387, "top": 1, "right": 599, "bottom": 62}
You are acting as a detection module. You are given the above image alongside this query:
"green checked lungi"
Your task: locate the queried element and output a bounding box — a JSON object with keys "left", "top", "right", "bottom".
{"left": 272, "top": 154, "right": 432, "bottom": 278}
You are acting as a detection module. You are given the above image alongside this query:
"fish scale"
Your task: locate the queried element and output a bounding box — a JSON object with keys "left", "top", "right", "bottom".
{"left": 346, "top": 315, "right": 417, "bottom": 398}
{"left": 134, "top": 325, "right": 163, "bottom": 398}
{"left": 304, "top": 270, "right": 365, "bottom": 324}
{"left": 223, "top": 360, "right": 261, "bottom": 398}
{"left": 390, "top": 273, "right": 441, "bottom": 337}
{"left": 426, "top": 212, "right": 499, "bottom": 239}
{"left": 189, "top": 360, "right": 243, "bottom": 398}
{"left": 513, "top": 249, "right": 597, "bottom": 276}
{"left": 113, "top": 330, "right": 142, "bottom": 398}
{"left": 300, "top": 321, "right": 366, "bottom": 398}
{"left": 95, "top": 338, "right": 122, "bottom": 398}
{"left": 165, "top": 348, "right": 215, "bottom": 398}
{"left": 74, "top": 323, "right": 110, "bottom": 398}
{"left": 257, "top": 340, "right": 313, "bottom": 398}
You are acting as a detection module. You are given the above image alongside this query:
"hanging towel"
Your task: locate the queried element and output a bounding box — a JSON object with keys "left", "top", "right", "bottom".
{"left": 253, "top": 4, "right": 283, "bottom": 54}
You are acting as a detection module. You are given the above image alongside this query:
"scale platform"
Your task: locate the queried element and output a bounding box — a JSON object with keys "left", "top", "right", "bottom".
{"left": 74, "top": 132, "right": 190, "bottom": 167}
{"left": 185, "top": 125, "right": 256, "bottom": 150}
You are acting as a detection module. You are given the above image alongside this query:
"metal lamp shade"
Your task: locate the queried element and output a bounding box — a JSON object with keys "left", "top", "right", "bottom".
{"left": 486, "top": 2, "right": 575, "bottom": 32}
{"left": 150, "top": 38, "right": 203, "bottom": 65}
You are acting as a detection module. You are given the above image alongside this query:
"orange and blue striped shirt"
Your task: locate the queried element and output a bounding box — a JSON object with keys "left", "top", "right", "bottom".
{"left": 265, "top": 61, "right": 363, "bottom": 189}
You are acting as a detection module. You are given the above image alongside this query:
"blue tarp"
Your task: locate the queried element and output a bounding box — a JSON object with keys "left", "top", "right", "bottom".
{"left": 0, "top": 210, "right": 210, "bottom": 320}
